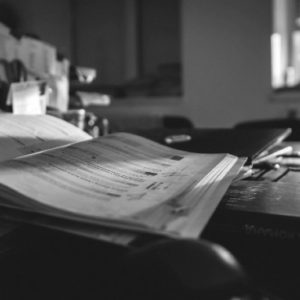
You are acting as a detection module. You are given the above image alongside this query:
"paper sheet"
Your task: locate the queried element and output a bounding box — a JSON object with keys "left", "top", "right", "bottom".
{"left": 0, "top": 114, "right": 91, "bottom": 162}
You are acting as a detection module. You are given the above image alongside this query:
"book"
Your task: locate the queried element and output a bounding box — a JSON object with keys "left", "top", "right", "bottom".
{"left": 0, "top": 114, "right": 244, "bottom": 241}
{"left": 205, "top": 180, "right": 300, "bottom": 241}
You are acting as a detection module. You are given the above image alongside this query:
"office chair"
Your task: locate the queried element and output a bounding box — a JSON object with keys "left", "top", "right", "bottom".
{"left": 103, "top": 114, "right": 194, "bottom": 134}
{"left": 162, "top": 115, "right": 194, "bottom": 129}
{"left": 235, "top": 118, "right": 300, "bottom": 141}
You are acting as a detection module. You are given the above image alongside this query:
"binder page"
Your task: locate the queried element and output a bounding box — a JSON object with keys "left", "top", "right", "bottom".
{"left": 0, "top": 133, "right": 238, "bottom": 237}
{"left": 0, "top": 114, "right": 91, "bottom": 161}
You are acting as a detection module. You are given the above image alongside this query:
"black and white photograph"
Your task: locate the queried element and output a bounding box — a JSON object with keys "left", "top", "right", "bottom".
{"left": 0, "top": 1, "right": 299, "bottom": 299}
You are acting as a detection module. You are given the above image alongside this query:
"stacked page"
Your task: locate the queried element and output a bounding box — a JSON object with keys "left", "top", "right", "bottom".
{"left": 0, "top": 113, "right": 92, "bottom": 162}
{"left": 0, "top": 114, "right": 244, "bottom": 241}
{"left": 0, "top": 113, "right": 92, "bottom": 238}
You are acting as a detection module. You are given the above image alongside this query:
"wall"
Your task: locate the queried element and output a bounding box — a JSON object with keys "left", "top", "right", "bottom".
{"left": 141, "top": 0, "right": 180, "bottom": 75}
{"left": 182, "top": 0, "right": 286, "bottom": 127}
{"left": 0, "top": 0, "right": 71, "bottom": 58}
{"left": 74, "top": 0, "right": 127, "bottom": 85}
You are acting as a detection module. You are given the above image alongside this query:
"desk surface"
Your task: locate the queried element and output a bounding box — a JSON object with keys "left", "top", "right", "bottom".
{"left": 202, "top": 141, "right": 300, "bottom": 300}
{"left": 1, "top": 139, "right": 300, "bottom": 300}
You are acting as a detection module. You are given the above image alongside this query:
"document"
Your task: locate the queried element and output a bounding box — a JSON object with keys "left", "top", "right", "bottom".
{"left": 0, "top": 113, "right": 91, "bottom": 162}
{"left": 18, "top": 37, "right": 57, "bottom": 76}
{"left": 8, "top": 81, "right": 49, "bottom": 115}
{"left": 0, "top": 114, "right": 93, "bottom": 242}
{"left": 0, "top": 122, "right": 243, "bottom": 239}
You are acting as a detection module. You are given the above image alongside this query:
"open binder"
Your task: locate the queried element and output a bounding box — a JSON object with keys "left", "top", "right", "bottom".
{"left": 0, "top": 114, "right": 244, "bottom": 242}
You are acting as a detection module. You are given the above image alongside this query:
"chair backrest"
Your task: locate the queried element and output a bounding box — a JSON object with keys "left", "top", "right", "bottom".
{"left": 162, "top": 115, "right": 193, "bottom": 129}
{"left": 235, "top": 118, "right": 300, "bottom": 141}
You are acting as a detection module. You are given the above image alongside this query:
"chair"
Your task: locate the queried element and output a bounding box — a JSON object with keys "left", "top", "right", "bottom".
{"left": 235, "top": 118, "right": 300, "bottom": 141}
{"left": 104, "top": 114, "right": 193, "bottom": 133}
{"left": 162, "top": 115, "right": 193, "bottom": 129}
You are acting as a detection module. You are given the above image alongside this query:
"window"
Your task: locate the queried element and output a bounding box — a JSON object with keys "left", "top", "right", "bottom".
{"left": 272, "top": 0, "right": 300, "bottom": 89}
{"left": 72, "top": 0, "right": 182, "bottom": 98}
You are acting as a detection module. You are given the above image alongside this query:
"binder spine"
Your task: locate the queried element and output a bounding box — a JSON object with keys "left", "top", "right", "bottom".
{"left": 205, "top": 210, "right": 300, "bottom": 242}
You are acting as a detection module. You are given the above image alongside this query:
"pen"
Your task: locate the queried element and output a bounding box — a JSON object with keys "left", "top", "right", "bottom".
{"left": 164, "top": 134, "right": 192, "bottom": 144}
{"left": 281, "top": 151, "right": 300, "bottom": 158}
